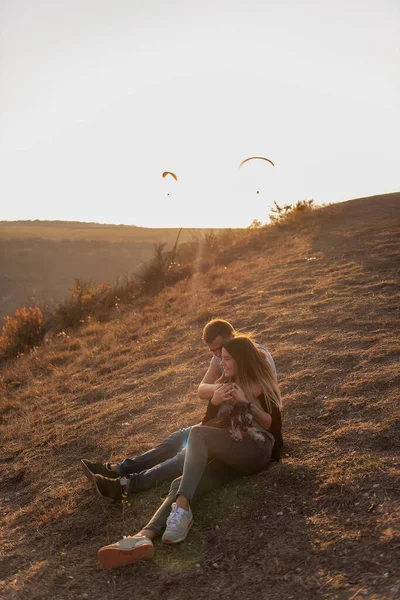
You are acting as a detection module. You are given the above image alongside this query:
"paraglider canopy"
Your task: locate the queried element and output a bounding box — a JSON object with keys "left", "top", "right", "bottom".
{"left": 239, "top": 157, "right": 275, "bottom": 168}
{"left": 162, "top": 171, "right": 178, "bottom": 181}
{"left": 239, "top": 157, "right": 275, "bottom": 195}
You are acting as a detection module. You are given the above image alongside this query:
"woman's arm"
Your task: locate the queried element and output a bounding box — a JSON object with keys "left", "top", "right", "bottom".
{"left": 231, "top": 385, "right": 272, "bottom": 431}
{"left": 248, "top": 401, "right": 272, "bottom": 431}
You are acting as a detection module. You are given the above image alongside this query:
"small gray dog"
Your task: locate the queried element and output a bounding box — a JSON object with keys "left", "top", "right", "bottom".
{"left": 206, "top": 401, "right": 265, "bottom": 443}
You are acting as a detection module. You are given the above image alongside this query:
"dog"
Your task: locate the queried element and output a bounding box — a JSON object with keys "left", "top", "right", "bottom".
{"left": 206, "top": 401, "right": 265, "bottom": 444}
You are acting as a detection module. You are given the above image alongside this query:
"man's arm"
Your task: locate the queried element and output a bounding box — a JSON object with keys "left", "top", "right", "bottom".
{"left": 198, "top": 362, "right": 221, "bottom": 399}
{"left": 257, "top": 345, "right": 277, "bottom": 382}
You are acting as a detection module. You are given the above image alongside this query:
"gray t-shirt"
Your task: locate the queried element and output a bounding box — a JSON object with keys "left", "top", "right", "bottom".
{"left": 210, "top": 343, "right": 277, "bottom": 382}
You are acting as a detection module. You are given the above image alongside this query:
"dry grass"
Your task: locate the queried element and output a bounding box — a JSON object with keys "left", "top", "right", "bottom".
{"left": 0, "top": 193, "right": 399, "bottom": 600}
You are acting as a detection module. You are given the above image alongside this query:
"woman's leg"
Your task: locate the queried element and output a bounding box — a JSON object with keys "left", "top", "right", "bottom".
{"left": 118, "top": 427, "right": 192, "bottom": 475}
{"left": 142, "top": 477, "right": 182, "bottom": 537}
{"left": 177, "top": 426, "right": 273, "bottom": 504}
{"left": 143, "top": 459, "right": 241, "bottom": 536}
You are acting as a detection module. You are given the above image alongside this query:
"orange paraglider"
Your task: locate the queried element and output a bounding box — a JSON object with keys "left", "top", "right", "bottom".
{"left": 162, "top": 171, "right": 178, "bottom": 195}
{"left": 162, "top": 171, "right": 178, "bottom": 181}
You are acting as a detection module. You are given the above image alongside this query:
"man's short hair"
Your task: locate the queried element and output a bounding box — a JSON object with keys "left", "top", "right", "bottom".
{"left": 202, "top": 319, "right": 235, "bottom": 344}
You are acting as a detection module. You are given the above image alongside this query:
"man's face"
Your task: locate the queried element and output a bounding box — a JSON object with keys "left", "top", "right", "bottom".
{"left": 207, "top": 334, "right": 232, "bottom": 358}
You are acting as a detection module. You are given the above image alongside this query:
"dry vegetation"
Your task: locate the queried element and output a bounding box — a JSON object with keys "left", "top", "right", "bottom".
{"left": 0, "top": 193, "right": 399, "bottom": 600}
{"left": 0, "top": 222, "right": 206, "bottom": 325}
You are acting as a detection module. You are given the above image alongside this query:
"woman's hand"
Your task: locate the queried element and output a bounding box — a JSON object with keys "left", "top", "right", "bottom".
{"left": 211, "top": 383, "right": 235, "bottom": 406}
{"left": 230, "top": 384, "right": 248, "bottom": 403}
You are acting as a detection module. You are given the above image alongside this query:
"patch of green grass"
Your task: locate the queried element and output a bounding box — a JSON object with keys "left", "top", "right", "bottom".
{"left": 153, "top": 543, "right": 203, "bottom": 572}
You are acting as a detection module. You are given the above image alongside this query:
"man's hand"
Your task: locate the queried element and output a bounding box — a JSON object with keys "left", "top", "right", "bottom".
{"left": 211, "top": 383, "right": 235, "bottom": 406}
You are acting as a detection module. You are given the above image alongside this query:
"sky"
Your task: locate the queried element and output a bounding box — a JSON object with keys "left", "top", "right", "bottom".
{"left": 0, "top": 0, "right": 399, "bottom": 228}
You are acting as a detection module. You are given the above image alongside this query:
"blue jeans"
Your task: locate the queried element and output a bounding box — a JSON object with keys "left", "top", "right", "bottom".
{"left": 117, "top": 427, "right": 193, "bottom": 493}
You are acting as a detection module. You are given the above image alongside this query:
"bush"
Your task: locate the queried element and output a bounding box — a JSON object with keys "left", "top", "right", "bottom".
{"left": 247, "top": 218, "right": 265, "bottom": 229}
{"left": 51, "top": 279, "right": 120, "bottom": 331}
{"left": 269, "top": 199, "right": 316, "bottom": 225}
{"left": 0, "top": 306, "right": 46, "bottom": 360}
{"left": 135, "top": 243, "right": 171, "bottom": 295}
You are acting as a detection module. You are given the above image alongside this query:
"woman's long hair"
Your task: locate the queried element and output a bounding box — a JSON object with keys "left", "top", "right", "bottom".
{"left": 218, "top": 335, "right": 282, "bottom": 412}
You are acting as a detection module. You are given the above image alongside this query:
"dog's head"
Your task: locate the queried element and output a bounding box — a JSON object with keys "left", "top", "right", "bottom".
{"left": 228, "top": 401, "right": 253, "bottom": 441}
{"left": 230, "top": 401, "right": 253, "bottom": 427}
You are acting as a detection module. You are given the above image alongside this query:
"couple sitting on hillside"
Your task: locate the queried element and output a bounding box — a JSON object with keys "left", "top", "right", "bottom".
{"left": 81, "top": 319, "right": 283, "bottom": 569}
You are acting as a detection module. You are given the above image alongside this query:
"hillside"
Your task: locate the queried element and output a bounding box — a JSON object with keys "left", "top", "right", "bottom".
{"left": 0, "top": 221, "right": 208, "bottom": 325}
{"left": 0, "top": 193, "right": 399, "bottom": 600}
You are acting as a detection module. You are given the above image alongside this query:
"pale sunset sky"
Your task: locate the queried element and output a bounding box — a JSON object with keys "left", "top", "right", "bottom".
{"left": 0, "top": 0, "right": 399, "bottom": 228}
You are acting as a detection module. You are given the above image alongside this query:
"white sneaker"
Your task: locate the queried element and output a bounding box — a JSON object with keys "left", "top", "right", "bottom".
{"left": 162, "top": 502, "right": 193, "bottom": 544}
{"left": 97, "top": 535, "right": 155, "bottom": 569}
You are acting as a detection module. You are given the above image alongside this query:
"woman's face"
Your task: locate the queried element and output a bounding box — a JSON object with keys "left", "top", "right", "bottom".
{"left": 220, "top": 348, "right": 238, "bottom": 378}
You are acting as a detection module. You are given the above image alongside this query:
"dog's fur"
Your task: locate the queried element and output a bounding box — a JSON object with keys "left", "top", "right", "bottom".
{"left": 206, "top": 401, "right": 265, "bottom": 444}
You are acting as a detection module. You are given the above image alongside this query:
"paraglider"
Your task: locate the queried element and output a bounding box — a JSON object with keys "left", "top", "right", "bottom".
{"left": 239, "top": 156, "right": 275, "bottom": 168}
{"left": 162, "top": 171, "right": 178, "bottom": 195}
{"left": 239, "top": 157, "right": 275, "bottom": 195}
{"left": 162, "top": 171, "right": 178, "bottom": 181}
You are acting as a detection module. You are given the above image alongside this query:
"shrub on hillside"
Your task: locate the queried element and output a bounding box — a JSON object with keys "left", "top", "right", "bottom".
{"left": 135, "top": 243, "right": 171, "bottom": 295}
{"left": 52, "top": 279, "right": 120, "bottom": 331}
{"left": 269, "top": 199, "right": 316, "bottom": 225}
{"left": 112, "top": 274, "right": 141, "bottom": 305}
{"left": 0, "top": 306, "right": 46, "bottom": 360}
{"left": 248, "top": 218, "right": 265, "bottom": 229}
{"left": 137, "top": 228, "right": 250, "bottom": 290}
{"left": 135, "top": 241, "right": 197, "bottom": 295}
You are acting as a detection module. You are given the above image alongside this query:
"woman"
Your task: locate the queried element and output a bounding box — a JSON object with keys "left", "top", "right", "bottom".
{"left": 97, "top": 336, "right": 282, "bottom": 569}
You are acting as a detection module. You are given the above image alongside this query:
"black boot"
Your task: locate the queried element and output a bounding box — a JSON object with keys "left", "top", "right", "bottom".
{"left": 93, "top": 474, "right": 128, "bottom": 503}
{"left": 81, "top": 459, "right": 119, "bottom": 482}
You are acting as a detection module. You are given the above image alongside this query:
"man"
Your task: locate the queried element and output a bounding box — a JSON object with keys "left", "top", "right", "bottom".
{"left": 198, "top": 319, "right": 276, "bottom": 398}
{"left": 81, "top": 319, "right": 277, "bottom": 501}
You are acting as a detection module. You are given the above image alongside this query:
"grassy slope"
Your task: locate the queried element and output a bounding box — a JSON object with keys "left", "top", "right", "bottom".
{"left": 0, "top": 193, "right": 399, "bottom": 600}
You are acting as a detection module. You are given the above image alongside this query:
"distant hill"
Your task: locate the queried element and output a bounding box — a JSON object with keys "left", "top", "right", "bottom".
{"left": 0, "top": 221, "right": 213, "bottom": 324}
{"left": 0, "top": 219, "right": 204, "bottom": 241}
{"left": 0, "top": 219, "right": 138, "bottom": 228}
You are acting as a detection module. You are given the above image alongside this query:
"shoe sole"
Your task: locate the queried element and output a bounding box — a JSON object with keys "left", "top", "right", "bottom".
{"left": 93, "top": 475, "right": 121, "bottom": 503}
{"left": 97, "top": 543, "right": 155, "bottom": 569}
{"left": 81, "top": 462, "right": 120, "bottom": 503}
{"left": 80, "top": 459, "right": 119, "bottom": 481}
{"left": 161, "top": 519, "right": 193, "bottom": 544}
{"left": 80, "top": 460, "right": 96, "bottom": 484}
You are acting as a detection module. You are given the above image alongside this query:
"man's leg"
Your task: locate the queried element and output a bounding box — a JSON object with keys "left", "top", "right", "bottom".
{"left": 118, "top": 427, "right": 192, "bottom": 476}
{"left": 127, "top": 450, "right": 187, "bottom": 494}
{"left": 89, "top": 428, "right": 194, "bottom": 501}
